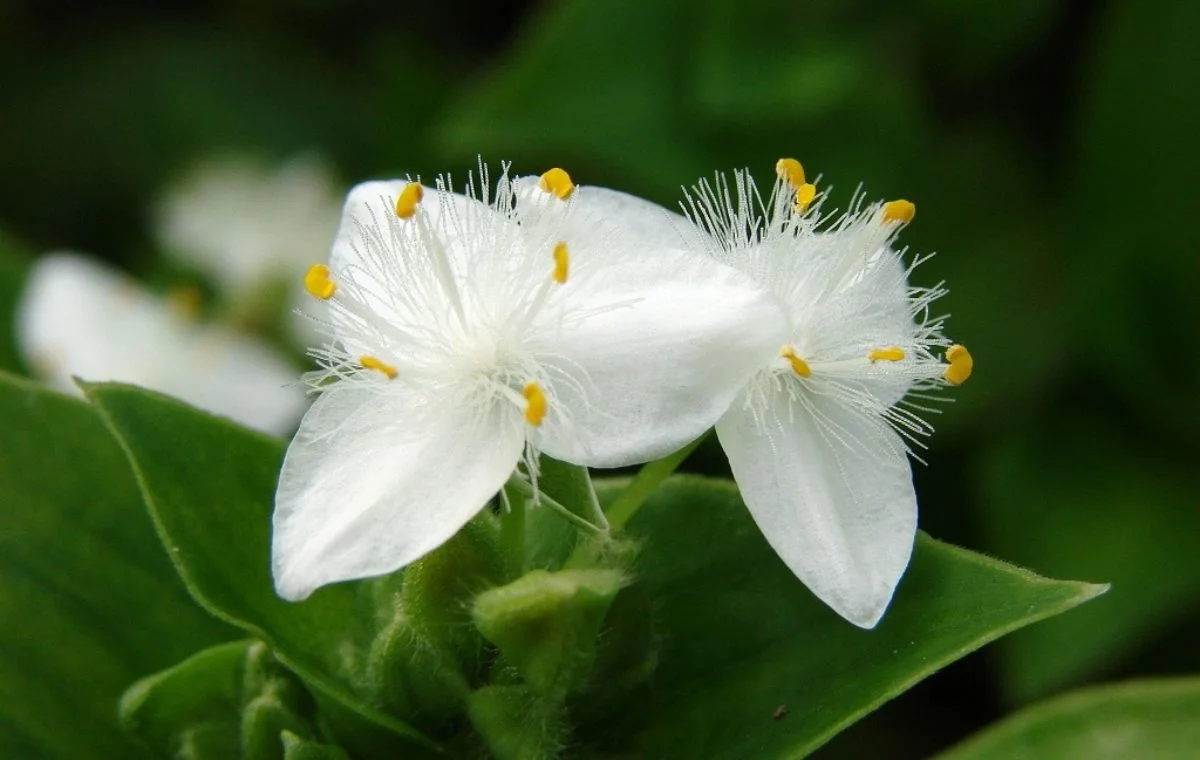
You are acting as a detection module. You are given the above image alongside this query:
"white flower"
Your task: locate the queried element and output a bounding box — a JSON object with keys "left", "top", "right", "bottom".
{"left": 271, "top": 165, "right": 785, "bottom": 601}
{"left": 155, "top": 154, "right": 343, "bottom": 343}
{"left": 556, "top": 159, "right": 973, "bottom": 628}
{"left": 17, "top": 253, "right": 307, "bottom": 436}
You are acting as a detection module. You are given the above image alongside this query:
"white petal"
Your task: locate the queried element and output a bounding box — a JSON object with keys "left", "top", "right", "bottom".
{"left": 716, "top": 384, "right": 917, "bottom": 628}
{"left": 825, "top": 247, "right": 917, "bottom": 409}
{"left": 157, "top": 155, "right": 341, "bottom": 296}
{"left": 512, "top": 176, "right": 706, "bottom": 251}
{"left": 530, "top": 247, "right": 788, "bottom": 467}
{"left": 323, "top": 179, "right": 522, "bottom": 356}
{"left": 17, "top": 253, "right": 305, "bottom": 436}
{"left": 328, "top": 180, "right": 409, "bottom": 274}
{"left": 171, "top": 330, "right": 307, "bottom": 436}
{"left": 272, "top": 384, "right": 525, "bottom": 600}
{"left": 17, "top": 253, "right": 174, "bottom": 392}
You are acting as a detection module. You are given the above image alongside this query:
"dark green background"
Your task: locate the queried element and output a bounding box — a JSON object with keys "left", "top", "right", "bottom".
{"left": 1, "top": 0, "right": 1196, "bottom": 756}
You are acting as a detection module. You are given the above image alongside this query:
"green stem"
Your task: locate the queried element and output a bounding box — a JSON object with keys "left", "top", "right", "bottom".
{"left": 606, "top": 431, "right": 709, "bottom": 534}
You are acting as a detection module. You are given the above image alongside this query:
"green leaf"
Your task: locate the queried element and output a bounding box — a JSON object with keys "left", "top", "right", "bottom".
{"left": 122, "top": 639, "right": 352, "bottom": 760}
{"left": 119, "top": 640, "right": 250, "bottom": 757}
{"left": 934, "top": 678, "right": 1200, "bottom": 759}
{"left": 0, "top": 371, "right": 234, "bottom": 759}
{"left": 975, "top": 421, "right": 1200, "bottom": 701}
{"left": 82, "top": 381, "right": 443, "bottom": 759}
{"left": 535, "top": 456, "right": 608, "bottom": 533}
{"left": 577, "top": 476, "right": 1104, "bottom": 759}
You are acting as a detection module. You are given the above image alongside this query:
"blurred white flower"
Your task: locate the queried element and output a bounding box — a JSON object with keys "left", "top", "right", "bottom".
{"left": 553, "top": 159, "right": 973, "bottom": 628}
{"left": 17, "top": 252, "right": 307, "bottom": 436}
{"left": 271, "top": 166, "right": 784, "bottom": 600}
{"left": 155, "top": 154, "right": 343, "bottom": 342}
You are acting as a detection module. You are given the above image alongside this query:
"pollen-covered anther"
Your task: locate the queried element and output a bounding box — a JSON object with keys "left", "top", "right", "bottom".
{"left": 776, "top": 158, "right": 806, "bottom": 189}
{"left": 780, "top": 346, "right": 812, "bottom": 378}
{"left": 360, "top": 355, "right": 397, "bottom": 379}
{"left": 522, "top": 382, "right": 548, "bottom": 426}
{"left": 538, "top": 168, "right": 575, "bottom": 200}
{"left": 304, "top": 264, "right": 336, "bottom": 300}
{"left": 882, "top": 199, "right": 916, "bottom": 224}
{"left": 868, "top": 346, "right": 906, "bottom": 363}
{"left": 166, "top": 285, "right": 203, "bottom": 320}
{"left": 552, "top": 241, "right": 570, "bottom": 284}
{"left": 944, "top": 344, "right": 973, "bottom": 385}
{"left": 394, "top": 182, "right": 424, "bottom": 220}
{"left": 795, "top": 183, "right": 817, "bottom": 214}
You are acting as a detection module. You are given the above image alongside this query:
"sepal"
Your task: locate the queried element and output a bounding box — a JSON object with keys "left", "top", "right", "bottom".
{"left": 465, "top": 685, "right": 567, "bottom": 760}
{"left": 471, "top": 568, "right": 624, "bottom": 696}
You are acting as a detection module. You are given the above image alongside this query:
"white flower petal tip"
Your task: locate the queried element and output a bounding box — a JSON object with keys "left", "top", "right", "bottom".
{"left": 17, "top": 252, "right": 306, "bottom": 436}
{"left": 271, "top": 388, "right": 525, "bottom": 601}
{"left": 688, "top": 158, "right": 969, "bottom": 626}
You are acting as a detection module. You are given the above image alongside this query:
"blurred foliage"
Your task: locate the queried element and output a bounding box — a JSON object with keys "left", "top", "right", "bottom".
{"left": 1, "top": 0, "right": 1197, "bottom": 756}
{"left": 0, "top": 372, "right": 236, "bottom": 759}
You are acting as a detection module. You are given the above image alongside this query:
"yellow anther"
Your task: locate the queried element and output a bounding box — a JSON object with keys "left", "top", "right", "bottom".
{"left": 304, "top": 264, "right": 336, "bottom": 300}
{"left": 944, "top": 344, "right": 973, "bottom": 385}
{"left": 360, "top": 355, "right": 398, "bottom": 379}
{"left": 776, "top": 158, "right": 806, "bottom": 189}
{"left": 538, "top": 168, "right": 575, "bottom": 200}
{"left": 523, "top": 382, "right": 548, "bottom": 426}
{"left": 882, "top": 199, "right": 916, "bottom": 224}
{"left": 394, "top": 182, "right": 424, "bottom": 219}
{"left": 780, "top": 346, "right": 812, "bottom": 378}
{"left": 868, "top": 346, "right": 906, "bottom": 363}
{"left": 165, "top": 285, "right": 203, "bottom": 321}
{"left": 795, "top": 182, "right": 817, "bottom": 213}
{"left": 552, "top": 241, "right": 570, "bottom": 284}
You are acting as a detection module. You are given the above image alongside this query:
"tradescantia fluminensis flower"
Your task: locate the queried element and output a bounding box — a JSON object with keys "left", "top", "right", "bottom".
{"left": 155, "top": 154, "right": 344, "bottom": 345}
{"left": 17, "top": 252, "right": 307, "bottom": 436}
{"left": 271, "top": 164, "right": 785, "bottom": 601}
{"left": 535, "top": 159, "right": 973, "bottom": 628}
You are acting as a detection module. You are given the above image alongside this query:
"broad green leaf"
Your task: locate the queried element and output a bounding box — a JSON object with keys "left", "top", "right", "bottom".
{"left": 975, "top": 421, "right": 1200, "bottom": 701}
{"left": 119, "top": 641, "right": 251, "bottom": 757}
{"left": 576, "top": 476, "right": 1104, "bottom": 759}
{"left": 934, "top": 677, "right": 1200, "bottom": 759}
{"left": 82, "top": 381, "right": 442, "bottom": 758}
{"left": 123, "top": 639, "right": 352, "bottom": 760}
{"left": 0, "top": 371, "right": 234, "bottom": 759}
{"left": 535, "top": 456, "right": 608, "bottom": 533}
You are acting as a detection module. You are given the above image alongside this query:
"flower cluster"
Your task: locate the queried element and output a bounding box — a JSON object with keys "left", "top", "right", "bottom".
{"left": 273, "top": 160, "right": 972, "bottom": 628}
